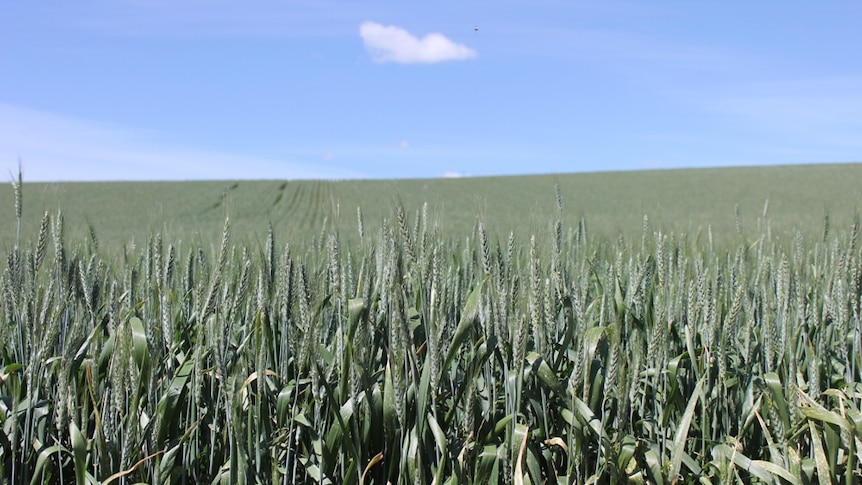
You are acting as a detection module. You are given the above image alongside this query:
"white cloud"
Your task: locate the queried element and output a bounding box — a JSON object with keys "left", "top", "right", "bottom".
{"left": 442, "top": 171, "right": 468, "bottom": 178}
{"left": 359, "top": 21, "right": 477, "bottom": 64}
{"left": 0, "top": 103, "right": 362, "bottom": 181}
{"left": 688, "top": 76, "right": 862, "bottom": 134}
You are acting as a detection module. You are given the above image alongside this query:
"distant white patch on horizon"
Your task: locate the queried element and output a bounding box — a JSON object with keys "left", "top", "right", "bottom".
{"left": 442, "top": 171, "right": 468, "bottom": 178}
{"left": 0, "top": 103, "right": 362, "bottom": 181}
{"left": 641, "top": 160, "right": 666, "bottom": 169}
{"left": 360, "top": 21, "right": 477, "bottom": 64}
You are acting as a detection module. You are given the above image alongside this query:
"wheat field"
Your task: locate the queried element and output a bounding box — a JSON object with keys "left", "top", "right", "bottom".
{"left": 2, "top": 168, "right": 862, "bottom": 483}
{"left": 3, "top": 164, "right": 862, "bottom": 250}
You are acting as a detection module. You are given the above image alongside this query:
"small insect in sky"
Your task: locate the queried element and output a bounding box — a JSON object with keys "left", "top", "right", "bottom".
{"left": 474, "top": 25, "right": 479, "bottom": 32}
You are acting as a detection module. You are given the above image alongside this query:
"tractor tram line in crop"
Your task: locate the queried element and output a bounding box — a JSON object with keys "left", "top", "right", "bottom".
{"left": 2, "top": 166, "right": 862, "bottom": 483}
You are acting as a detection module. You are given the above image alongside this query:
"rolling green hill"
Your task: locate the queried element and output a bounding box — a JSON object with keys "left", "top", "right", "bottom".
{"left": 4, "top": 162, "right": 862, "bottom": 483}
{"left": 2, "top": 163, "right": 860, "bottom": 250}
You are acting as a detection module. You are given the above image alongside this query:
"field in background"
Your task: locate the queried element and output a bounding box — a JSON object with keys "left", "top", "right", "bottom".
{"left": 2, "top": 163, "right": 861, "bottom": 250}
{"left": 3, "top": 163, "right": 862, "bottom": 483}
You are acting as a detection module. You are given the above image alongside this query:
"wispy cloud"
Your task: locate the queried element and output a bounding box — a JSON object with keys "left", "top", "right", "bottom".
{"left": 0, "top": 103, "right": 362, "bottom": 181}
{"left": 666, "top": 77, "right": 862, "bottom": 149}
{"left": 359, "top": 21, "right": 477, "bottom": 64}
{"left": 709, "top": 77, "right": 862, "bottom": 131}
{"left": 442, "top": 171, "right": 468, "bottom": 178}
{"left": 9, "top": 2, "right": 361, "bottom": 38}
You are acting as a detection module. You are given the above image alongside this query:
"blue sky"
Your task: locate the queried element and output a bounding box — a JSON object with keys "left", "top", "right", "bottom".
{"left": 2, "top": 1, "right": 861, "bottom": 181}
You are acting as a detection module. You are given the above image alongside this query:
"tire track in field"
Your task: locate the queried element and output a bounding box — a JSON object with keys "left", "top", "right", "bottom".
{"left": 202, "top": 182, "right": 240, "bottom": 214}
{"left": 272, "top": 180, "right": 336, "bottom": 234}
{"left": 271, "top": 182, "right": 288, "bottom": 207}
{"left": 283, "top": 181, "right": 305, "bottom": 215}
{"left": 299, "top": 183, "right": 314, "bottom": 229}
{"left": 303, "top": 181, "right": 336, "bottom": 230}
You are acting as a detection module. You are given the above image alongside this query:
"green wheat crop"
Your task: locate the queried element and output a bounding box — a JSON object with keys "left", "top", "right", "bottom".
{"left": 2, "top": 172, "right": 862, "bottom": 484}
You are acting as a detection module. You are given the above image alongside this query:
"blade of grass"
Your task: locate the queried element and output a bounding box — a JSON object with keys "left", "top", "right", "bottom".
{"left": 669, "top": 376, "right": 705, "bottom": 479}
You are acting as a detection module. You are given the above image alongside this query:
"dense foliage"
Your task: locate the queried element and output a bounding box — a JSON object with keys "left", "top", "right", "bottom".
{"left": 2, "top": 181, "right": 862, "bottom": 483}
